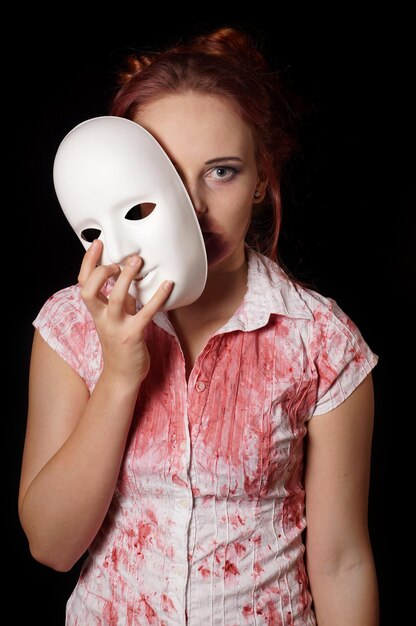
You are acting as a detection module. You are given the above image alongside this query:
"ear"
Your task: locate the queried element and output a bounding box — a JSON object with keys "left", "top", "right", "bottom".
{"left": 253, "top": 177, "right": 269, "bottom": 204}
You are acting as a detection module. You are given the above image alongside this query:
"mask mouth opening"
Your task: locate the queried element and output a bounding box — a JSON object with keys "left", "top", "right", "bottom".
{"left": 133, "top": 271, "right": 149, "bottom": 282}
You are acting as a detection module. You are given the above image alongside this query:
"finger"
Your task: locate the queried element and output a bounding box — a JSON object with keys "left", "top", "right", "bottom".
{"left": 135, "top": 280, "right": 174, "bottom": 328}
{"left": 125, "top": 293, "right": 137, "bottom": 317}
{"left": 107, "top": 255, "right": 144, "bottom": 317}
{"left": 80, "top": 263, "right": 121, "bottom": 316}
{"left": 78, "top": 240, "right": 103, "bottom": 285}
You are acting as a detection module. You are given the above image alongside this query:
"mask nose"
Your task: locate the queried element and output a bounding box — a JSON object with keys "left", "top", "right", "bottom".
{"left": 102, "top": 232, "right": 140, "bottom": 266}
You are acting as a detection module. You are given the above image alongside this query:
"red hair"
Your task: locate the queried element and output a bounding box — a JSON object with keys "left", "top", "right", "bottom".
{"left": 110, "top": 28, "right": 299, "bottom": 260}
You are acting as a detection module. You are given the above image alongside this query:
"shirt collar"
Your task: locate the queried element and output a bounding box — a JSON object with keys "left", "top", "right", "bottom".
{"left": 153, "top": 248, "right": 313, "bottom": 336}
{"left": 219, "top": 249, "right": 313, "bottom": 333}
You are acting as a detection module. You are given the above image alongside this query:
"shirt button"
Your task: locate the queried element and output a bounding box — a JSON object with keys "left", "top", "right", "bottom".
{"left": 195, "top": 380, "right": 206, "bottom": 392}
{"left": 179, "top": 440, "right": 187, "bottom": 452}
{"left": 179, "top": 499, "right": 189, "bottom": 509}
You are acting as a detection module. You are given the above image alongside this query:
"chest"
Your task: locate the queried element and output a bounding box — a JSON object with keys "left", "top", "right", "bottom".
{"left": 117, "top": 321, "right": 317, "bottom": 500}
{"left": 167, "top": 309, "right": 234, "bottom": 379}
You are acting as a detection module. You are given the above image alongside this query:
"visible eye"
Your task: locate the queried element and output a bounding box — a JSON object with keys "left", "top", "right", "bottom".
{"left": 207, "top": 166, "right": 238, "bottom": 182}
{"left": 81, "top": 228, "right": 101, "bottom": 242}
{"left": 125, "top": 203, "right": 156, "bottom": 220}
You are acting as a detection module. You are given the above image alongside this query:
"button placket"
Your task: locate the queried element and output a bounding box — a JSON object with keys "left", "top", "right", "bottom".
{"left": 188, "top": 340, "right": 222, "bottom": 447}
{"left": 164, "top": 333, "right": 192, "bottom": 624}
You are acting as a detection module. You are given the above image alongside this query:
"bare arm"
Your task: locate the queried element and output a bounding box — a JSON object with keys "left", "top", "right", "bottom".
{"left": 305, "top": 374, "right": 379, "bottom": 626}
{"left": 19, "top": 243, "right": 173, "bottom": 571}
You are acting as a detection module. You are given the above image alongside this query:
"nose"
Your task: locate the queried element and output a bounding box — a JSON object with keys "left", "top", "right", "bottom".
{"left": 185, "top": 180, "right": 207, "bottom": 215}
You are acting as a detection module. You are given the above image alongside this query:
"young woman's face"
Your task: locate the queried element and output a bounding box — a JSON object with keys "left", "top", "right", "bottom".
{"left": 135, "top": 92, "right": 264, "bottom": 271}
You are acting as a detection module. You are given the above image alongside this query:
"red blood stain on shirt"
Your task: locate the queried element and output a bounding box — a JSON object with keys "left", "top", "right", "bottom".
{"left": 244, "top": 471, "right": 263, "bottom": 497}
{"left": 286, "top": 610, "right": 295, "bottom": 626}
{"left": 198, "top": 565, "right": 211, "bottom": 578}
{"left": 281, "top": 589, "right": 290, "bottom": 608}
{"left": 103, "top": 601, "right": 118, "bottom": 624}
{"left": 229, "top": 514, "right": 246, "bottom": 528}
{"left": 224, "top": 560, "right": 240, "bottom": 577}
{"left": 139, "top": 594, "right": 159, "bottom": 625}
{"left": 103, "top": 547, "right": 119, "bottom": 570}
{"left": 234, "top": 542, "right": 246, "bottom": 557}
{"left": 122, "top": 329, "right": 188, "bottom": 475}
{"left": 165, "top": 544, "right": 175, "bottom": 559}
{"left": 242, "top": 604, "right": 254, "bottom": 617}
{"left": 264, "top": 599, "right": 283, "bottom": 626}
{"left": 354, "top": 351, "right": 365, "bottom": 364}
{"left": 145, "top": 509, "right": 158, "bottom": 525}
{"left": 282, "top": 492, "right": 304, "bottom": 532}
{"left": 137, "top": 522, "right": 153, "bottom": 556}
{"left": 162, "top": 594, "right": 177, "bottom": 614}
{"left": 296, "top": 562, "right": 311, "bottom": 615}
{"left": 215, "top": 552, "right": 222, "bottom": 564}
{"left": 172, "top": 473, "right": 188, "bottom": 488}
{"left": 276, "top": 321, "right": 289, "bottom": 337}
{"left": 253, "top": 561, "right": 264, "bottom": 576}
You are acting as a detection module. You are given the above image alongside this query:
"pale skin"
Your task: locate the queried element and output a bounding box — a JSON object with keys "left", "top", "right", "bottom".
{"left": 19, "top": 92, "right": 378, "bottom": 625}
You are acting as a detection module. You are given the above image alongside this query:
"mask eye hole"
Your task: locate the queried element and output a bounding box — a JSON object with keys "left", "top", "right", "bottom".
{"left": 81, "top": 228, "right": 101, "bottom": 242}
{"left": 125, "top": 203, "right": 156, "bottom": 220}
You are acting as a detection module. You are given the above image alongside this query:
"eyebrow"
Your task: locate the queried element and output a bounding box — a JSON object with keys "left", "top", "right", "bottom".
{"left": 204, "top": 156, "right": 243, "bottom": 165}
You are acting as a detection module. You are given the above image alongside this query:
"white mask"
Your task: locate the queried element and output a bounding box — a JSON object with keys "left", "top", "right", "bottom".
{"left": 53, "top": 116, "right": 207, "bottom": 310}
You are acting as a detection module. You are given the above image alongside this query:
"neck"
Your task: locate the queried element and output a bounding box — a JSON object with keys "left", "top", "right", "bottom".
{"left": 170, "top": 248, "right": 248, "bottom": 326}
{"left": 168, "top": 248, "right": 248, "bottom": 379}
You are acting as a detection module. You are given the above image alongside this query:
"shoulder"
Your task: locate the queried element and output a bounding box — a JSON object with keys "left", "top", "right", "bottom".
{"left": 294, "top": 284, "right": 374, "bottom": 363}
{"left": 32, "top": 283, "right": 103, "bottom": 389}
{"left": 287, "top": 281, "right": 378, "bottom": 416}
{"left": 249, "top": 248, "right": 378, "bottom": 373}
{"left": 33, "top": 283, "right": 91, "bottom": 332}
{"left": 248, "top": 249, "right": 353, "bottom": 331}
{"left": 295, "top": 283, "right": 355, "bottom": 337}
{"left": 280, "top": 269, "right": 376, "bottom": 370}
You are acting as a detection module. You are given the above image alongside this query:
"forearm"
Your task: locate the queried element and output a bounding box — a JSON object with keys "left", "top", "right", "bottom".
{"left": 308, "top": 555, "right": 379, "bottom": 626}
{"left": 19, "top": 371, "right": 140, "bottom": 571}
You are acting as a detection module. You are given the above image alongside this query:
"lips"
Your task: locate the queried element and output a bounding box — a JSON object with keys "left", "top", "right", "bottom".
{"left": 200, "top": 230, "right": 227, "bottom": 264}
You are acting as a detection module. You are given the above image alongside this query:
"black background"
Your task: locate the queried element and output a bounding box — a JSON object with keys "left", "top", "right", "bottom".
{"left": 8, "top": 9, "right": 413, "bottom": 625}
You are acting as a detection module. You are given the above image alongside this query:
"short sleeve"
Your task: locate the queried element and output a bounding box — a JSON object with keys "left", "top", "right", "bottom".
{"left": 33, "top": 284, "right": 102, "bottom": 391}
{"left": 311, "top": 299, "right": 378, "bottom": 416}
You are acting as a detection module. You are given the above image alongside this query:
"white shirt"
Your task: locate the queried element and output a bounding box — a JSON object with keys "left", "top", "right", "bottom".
{"left": 34, "top": 249, "right": 378, "bottom": 625}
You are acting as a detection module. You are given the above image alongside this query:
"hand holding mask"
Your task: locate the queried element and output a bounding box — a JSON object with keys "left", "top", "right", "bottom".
{"left": 53, "top": 116, "right": 208, "bottom": 310}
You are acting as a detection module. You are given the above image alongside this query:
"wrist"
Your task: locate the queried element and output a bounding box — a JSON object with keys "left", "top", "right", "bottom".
{"left": 98, "top": 367, "right": 144, "bottom": 397}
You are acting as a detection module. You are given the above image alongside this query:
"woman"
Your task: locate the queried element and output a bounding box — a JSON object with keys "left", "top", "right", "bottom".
{"left": 19, "top": 28, "right": 379, "bottom": 625}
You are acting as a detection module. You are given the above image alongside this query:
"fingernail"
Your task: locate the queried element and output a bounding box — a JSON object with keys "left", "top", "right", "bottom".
{"left": 164, "top": 280, "right": 174, "bottom": 291}
{"left": 127, "top": 254, "right": 140, "bottom": 267}
{"left": 90, "top": 240, "right": 99, "bottom": 250}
